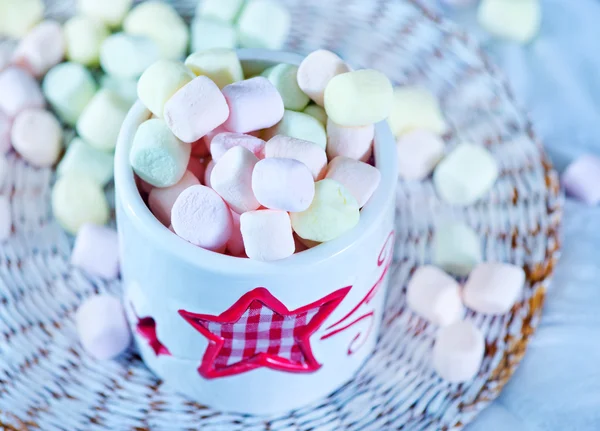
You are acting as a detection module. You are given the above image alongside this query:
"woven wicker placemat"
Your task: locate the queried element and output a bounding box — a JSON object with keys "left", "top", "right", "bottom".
{"left": 0, "top": 0, "right": 562, "bottom": 429}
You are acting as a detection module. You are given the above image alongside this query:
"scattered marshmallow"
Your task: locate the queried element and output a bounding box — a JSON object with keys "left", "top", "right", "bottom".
{"left": 237, "top": 0, "right": 291, "bottom": 50}
{"left": 326, "top": 119, "right": 373, "bottom": 161}
{"left": 191, "top": 19, "right": 237, "bottom": 52}
{"left": 388, "top": 86, "right": 447, "bottom": 137}
{"left": 211, "top": 146, "right": 260, "bottom": 213}
{"left": 0, "top": 0, "right": 44, "bottom": 38}
{"left": 433, "top": 221, "right": 481, "bottom": 277}
{"left": 64, "top": 15, "right": 110, "bottom": 67}
{"left": 397, "top": 129, "right": 445, "bottom": 181}
{"left": 263, "top": 64, "right": 310, "bottom": 111}
{"left": 0, "top": 196, "right": 11, "bottom": 241}
{"left": 58, "top": 137, "right": 115, "bottom": 186}
{"left": 78, "top": 0, "right": 133, "bottom": 28}
{"left": 0, "top": 67, "right": 45, "bottom": 117}
{"left": 0, "top": 110, "right": 12, "bottom": 154}
{"left": 76, "top": 89, "right": 129, "bottom": 151}
{"left": 149, "top": 171, "right": 200, "bottom": 226}
{"left": 11, "top": 109, "right": 62, "bottom": 167}
{"left": 100, "top": 33, "right": 160, "bottom": 79}
{"left": 196, "top": 0, "right": 244, "bottom": 23}
{"left": 406, "top": 266, "right": 463, "bottom": 326}
{"left": 562, "top": 154, "right": 600, "bottom": 205}
{"left": 227, "top": 210, "right": 245, "bottom": 257}
{"left": 432, "top": 321, "right": 484, "bottom": 383}
{"left": 463, "top": 263, "right": 525, "bottom": 315}
{"left": 303, "top": 104, "right": 327, "bottom": 125}
{"left": 265, "top": 135, "right": 327, "bottom": 180}
{"left": 71, "top": 224, "right": 120, "bottom": 279}
{"left": 12, "top": 21, "right": 66, "bottom": 78}
{"left": 265, "top": 110, "right": 327, "bottom": 150}
{"left": 325, "top": 157, "right": 380, "bottom": 208}
{"left": 478, "top": 0, "right": 541, "bottom": 44}
{"left": 240, "top": 210, "right": 295, "bottom": 261}
{"left": 297, "top": 50, "right": 350, "bottom": 107}
{"left": 137, "top": 60, "right": 195, "bottom": 117}
{"left": 211, "top": 133, "right": 266, "bottom": 161}
{"left": 185, "top": 48, "right": 244, "bottom": 89}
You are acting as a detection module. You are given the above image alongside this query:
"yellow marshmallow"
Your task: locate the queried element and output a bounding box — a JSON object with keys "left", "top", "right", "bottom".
{"left": 388, "top": 86, "right": 447, "bottom": 137}
{"left": 0, "top": 0, "right": 44, "bottom": 38}
{"left": 478, "top": 0, "right": 541, "bottom": 44}
{"left": 137, "top": 60, "right": 194, "bottom": 117}
{"left": 64, "top": 16, "right": 110, "bottom": 67}
{"left": 185, "top": 48, "right": 244, "bottom": 89}
{"left": 78, "top": 0, "right": 133, "bottom": 28}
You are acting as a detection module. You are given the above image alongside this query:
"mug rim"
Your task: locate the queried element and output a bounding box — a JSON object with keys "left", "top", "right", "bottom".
{"left": 114, "top": 48, "right": 398, "bottom": 275}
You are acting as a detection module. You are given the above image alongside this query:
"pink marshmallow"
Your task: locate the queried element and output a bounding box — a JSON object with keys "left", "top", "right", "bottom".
{"left": 252, "top": 158, "right": 315, "bottom": 212}
{"left": 0, "top": 196, "right": 12, "bottom": 242}
{"left": 171, "top": 185, "right": 233, "bottom": 251}
{"left": 204, "top": 159, "right": 215, "bottom": 188}
{"left": 297, "top": 49, "right": 351, "bottom": 106}
{"left": 265, "top": 135, "right": 327, "bottom": 180}
{"left": 463, "top": 263, "right": 525, "bottom": 315}
{"left": 210, "top": 132, "right": 266, "bottom": 161}
{"left": 0, "top": 67, "right": 45, "bottom": 117}
{"left": 562, "top": 154, "right": 600, "bottom": 205}
{"left": 326, "top": 119, "right": 374, "bottom": 162}
{"left": 187, "top": 157, "right": 206, "bottom": 183}
{"left": 76, "top": 294, "right": 132, "bottom": 360}
{"left": 240, "top": 210, "right": 295, "bottom": 261}
{"left": 210, "top": 146, "right": 260, "bottom": 213}
{"left": 222, "top": 77, "right": 284, "bottom": 133}
{"left": 203, "top": 124, "right": 228, "bottom": 148}
{"left": 149, "top": 171, "right": 200, "bottom": 226}
{"left": 226, "top": 210, "right": 245, "bottom": 257}
{"left": 71, "top": 224, "right": 120, "bottom": 279}
{"left": 164, "top": 76, "right": 230, "bottom": 143}
{"left": 12, "top": 21, "right": 65, "bottom": 78}
{"left": 0, "top": 110, "right": 12, "bottom": 154}
{"left": 11, "top": 108, "right": 62, "bottom": 167}
{"left": 325, "top": 156, "right": 381, "bottom": 208}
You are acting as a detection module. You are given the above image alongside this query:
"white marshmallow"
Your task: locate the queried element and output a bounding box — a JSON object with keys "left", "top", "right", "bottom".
{"left": 396, "top": 129, "right": 445, "bottom": 181}
{"left": 433, "top": 321, "right": 485, "bottom": 383}
{"left": 388, "top": 86, "right": 447, "bottom": 137}
{"left": 297, "top": 50, "right": 351, "bottom": 107}
{"left": 100, "top": 33, "right": 160, "bottom": 79}
{"left": 478, "top": 0, "right": 541, "bottom": 44}
{"left": 326, "top": 119, "right": 373, "bottom": 161}
{"left": 237, "top": 0, "right": 291, "bottom": 50}
{"left": 196, "top": 0, "right": 244, "bottom": 23}
{"left": 463, "top": 263, "right": 525, "bottom": 315}
{"left": 433, "top": 221, "right": 482, "bottom": 277}
{"left": 78, "top": 0, "right": 133, "bottom": 28}
{"left": 191, "top": 19, "right": 237, "bottom": 52}
{"left": 240, "top": 210, "right": 295, "bottom": 261}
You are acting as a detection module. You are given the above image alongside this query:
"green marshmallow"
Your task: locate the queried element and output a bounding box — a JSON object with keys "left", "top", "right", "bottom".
{"left": 265, "top": 110, "right": 327, "bottom": 150}
{"left": 432, "top": 222, "right": 482, "bottom": 277}
{"left": 303, "top": 104, "right": 327, "bottom": 126}
{"left": 262, "top": 64, "right": 310, "bottom": 111}
{"left": 191, "top": 19, "right": 237, "bottom": 52}
{"left": 57, "top": 137, "right": 115, "bottom": 187}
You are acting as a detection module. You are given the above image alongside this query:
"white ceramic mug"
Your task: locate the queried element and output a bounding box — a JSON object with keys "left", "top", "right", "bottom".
{"left": 114, "top": 49, "right": 398, "bottom": 415}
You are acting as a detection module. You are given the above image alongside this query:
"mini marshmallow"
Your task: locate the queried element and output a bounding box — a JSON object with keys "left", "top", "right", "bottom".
{"left": 64, "top": 16, "right": 110, "bottom": 67}
{"left": 100, "top": 75, "right": 138, "bottom": 107}
{"left": 432, "top": 321, "right": 484, "bottom": 383}
{"left": 265, "top": 135, "right": 327, "bottom": 180}
{"left": 191, "top": 19, "right": 237, "bottom": 52}
{"left": 12, "top": 21, "right": 65, "bottom": 78}
{"left": 0, "top": 196, "right": 11, "bottom": 241}
{"left": 325, "top": 157, "right": 380, "bottom": 208}
{"left": 185, "top": 48, "right": 244, "bottom": 89}
{"left": 237, "top": 0, "right": 291, "bottom": 50}
{"left": 76, "top": 294, "right": 132, "bottom": 360}
{"left": 222, "top": 77, "right": 284, "bottom": 133}
{"left": 204, "top": 160, "right": 215, "bottom": 188}
{"left": 326, "top": 119, "right": 373, "bottom": 161}
{"left": 196, "top": 0, "right": 244, "bottom": 23}
{"left": 100, "top": 33, "right": 160, "bottom": 79}
{"left": 324, "top": 69, "right": 393, "bottom": 127}
{"left": 52, "top": 174, "right": 110, "bottom": 235}
{"left": 0, "top": 67, "right": 45, "bottom": 117}
{"left": 187, "top": 157, "right": 206, "bottom": 182}
{"left": 130, "top": 119, "right": 191, "bottom": 188}
{"left": 57, "top": 137, "right": 115, "bottom": 186}
{"left": 252, "top": 158, "right": 315, "bottom": 212}
{"left": 291, "top": 179, "right": 360, "bottom": 243}
{"left": 137, "top": 60, "right": 194, "bottom": 117}
{"left": 297, "top": 50, "right": 350, "bottom": 107}
{"left": 124, "top": 1, "right": 189, "bottom": 60}
{"left": 265, "top": 110, "right": 327, "bottom": 150}
{"left": 262, "top": 64, "right": 310, "bottom": 111}
{"left": 11, "top": 109, "right": 62, "bottom": 167}
{"left": 463, "top": 262, "right": 525, "bottom": 315}
{"left": 227, "top": 210, "right": 245, "bottom": 257}
{"left": 406, "top": 266, "right": 463, "bottom": 326}
{"left": 149, "top": 171, "right": 200, "bottom": 226}
{"left": 211, "top": 133, "right": 266, "bottom": 161}
{"left": 303, "top": 104, "right": 327, "bottom": 125}
{"left": 211, "top": 146, "right": 260, "bottom": 213}
{"left": 433, "top": 143, "right": 499, "bottom": 205}
{"left": 76, "top": 89, "right": 129, "bottom": 152}
{"left": 71, "top": 224, "right": 120, "bottom": 279}
{"left": 164, "top": 76, "right": 230, "bottom": 143}
{"left": 43, "top": 62, "right": 97, "bottom": 126}
{"left": 478, "top": 0, "right": 541, "bottom": 44}
{"left": 203, "top": 125, "right": 228, "bottom": 148}
{"left": 0, "top": 0, "right": 44, "bottom": 38}
{"left": 562, "top": 154, "right": 600, "bottom": 205}
{"left": 0, "top": 110, "right": 12, "bottom": 154}
{"left": 171, "top": 185, "right": 233, "bottom": 251}
{"left": 433, "top": 221, "right": 482, "bottom": 277}
{"left": 388, "top": 86, "right": 447, "bottom": 137}
{"left": 240, "top": 210, "right": 296, "bottom": 261}
{"left": 397, "top": 129, "right": 445, "bottom": 181}
{"left": 78, "top": 0, "right": 133, "bottom": 28}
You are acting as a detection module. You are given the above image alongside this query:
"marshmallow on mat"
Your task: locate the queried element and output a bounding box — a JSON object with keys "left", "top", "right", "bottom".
{"left": 204, "top": 160, "right": 215, "bottom": 188}
{"left": 291, "top": 179, "right": 359, "bottom": 243}
{"left": 406, "top": 266, "right": 463, "bottom": 326}
{"left": 72, "top": 224, "right": 120, "bottom": 279}
{"left": 252, "top": 158, "right": 315, "bottom": 212}
{"left": 222, "top": 77, "right": 284, "bottom": 133}
{"left": 130, "top": 119, "right": 191, "bottom": 188}
{"left": 262, "top": 64, "right": 310, "bottom": 111}
{"left": 164, "top": 76, "right": 229, "bottom": 143}
{"left": 100, "top": 75, "right": 138, "bottom": 107}
{"left": 58, "top": 138, "right": 115, "bottom": 186}
{"left": 324, "top": 69, "right": 393, "bottom": 127}
{"left": 326, "top": 119, "right": 373, "bottom": 161}
{"left": 211, "top": 133, "right": 266, "bottom": 161}
{"left": 227, "top": 210, "right": 245, "bottom": 257}
{"left": 43, "top": 62, "right": 97, "bottom": 126}
{"left": 123, "top": 1, "right": 189, "bottom": 60}
{"left": 237, "top": 0, "right": 291, "bottom": 50}
{"left": 196, "top": 0, "right": 244, "bottom": 23}
{"left": 0, "top": 196, "right": 11, "bottom": 241}
{"left": 561, "top": 154, "right": 600, "bottom": 205}
{"left": 463, "top": 262, "right": 525, "bottom": 315}
{"left": 388, "top": 86, "right": 447, "bottom": 137}
{"left": 325, "top": 157, "right": 380, "bottom": 208}
{"left": 0, "top": 67, "right": 45, "bottom": 117}
{"left": 265, "top": 135, "right": 327, "bottom": 180}
{"left": 52, "top": 174, "right": 110, "bottom": 235}
{"left": 64, "top": 16, "right": 109, "bottom": 67}
{"left": 303, "top": 105, "right": 327, "bottom": 126}
{"left": 12, "top": 109, "right": 62, "bottom": 167}
{"left": 397, "top": 129, "right": 445, "bottom": 181}
{"left": 297, "top": 50, "right": 350, "bottom": 107}
{"left": 100, "top": 33, "right": 160, "bottom": 79}
{"left": 171, "top": 185, "right": 233, "bottom": 251}
{"left": 433, "top": 143, "right": 499, "bottom": 206}
{"left": 78, "top": 0, "right": 133, "bottom": 28}
{"left": 137, "top": 60, "right": 195, "bottom": 117}
{"left": 149, "top": 171, "right": 200, "bottom": 226}
{"left": 76, "top": 89, "right": 129, "bottom": 152}
{"left": 185, "top": 49, "right": 244, "bottom": 89}
{"left": 0, "top": 0, "right": 44, "bottom": 38}
{"left": 265, "top": 110, "right": 327, "bottom": 150}
{"left": 12, "top": 21, "right": 65, "bottom": 78}
{"left": 191, "top": 19, "right": 237, "bottom": 52}
{"left": 76, "top": 295, "right": 132, "bottom": 360}
{"left": 478, "top": 0, "right": 541, "bottom": 44}
{"left": 432, "top": 320, "right": 484, "bottom": 383}
{"left": 211, "top": 146, "right": 260, "bottom": 214}
{"left": 0, "top": 111, "right": 12, "bottom": 154}
{"left": 433, "top": 221, "right": 481, "bottom": 277}
{"left": 240, "top": 210, "right": 295, "bottom": 261}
